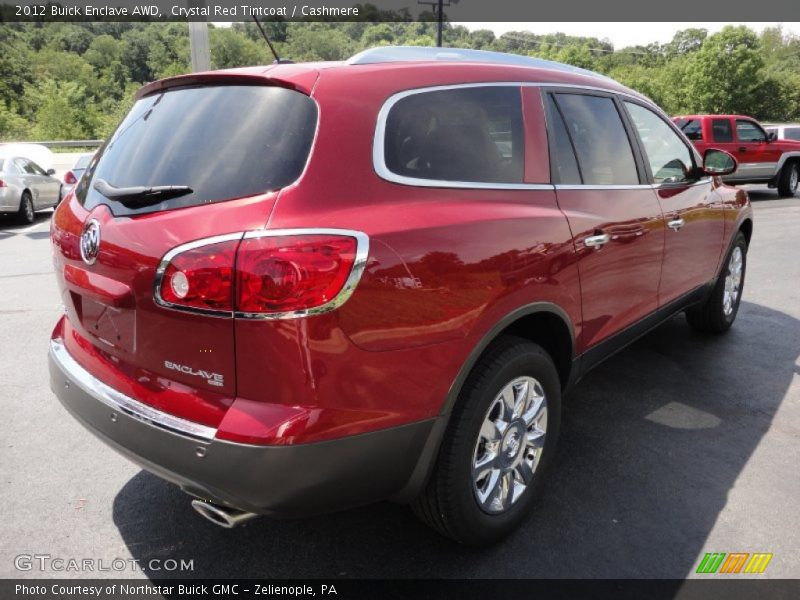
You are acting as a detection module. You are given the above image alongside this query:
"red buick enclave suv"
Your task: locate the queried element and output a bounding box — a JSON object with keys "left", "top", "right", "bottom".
{"left": 49, "top": 47, "right": 752, "bottom": 545}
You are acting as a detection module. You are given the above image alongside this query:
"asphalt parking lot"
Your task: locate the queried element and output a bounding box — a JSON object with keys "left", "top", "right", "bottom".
{"left": 0, "top": 188, "right": 798, "bottom": 580}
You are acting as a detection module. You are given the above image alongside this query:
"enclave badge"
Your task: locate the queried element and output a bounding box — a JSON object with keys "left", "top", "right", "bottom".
{"left": 80, "top": 219, "right": 101, "bottom": 265}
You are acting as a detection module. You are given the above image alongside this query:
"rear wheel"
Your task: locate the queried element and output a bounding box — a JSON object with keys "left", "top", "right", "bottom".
{"left": 686, "top": 232, "right": 747, "bottom": 333}
{"left": 776, "top": 161, "right": 799, "bottom": 197}
{"left": 17, "top": 192, "right": 34, "bottom": 224}
{"left": 412, "top": 336, "right": 561, "bottom": 545}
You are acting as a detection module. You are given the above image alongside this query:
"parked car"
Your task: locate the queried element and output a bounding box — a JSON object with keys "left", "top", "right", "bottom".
{"left": 0, "top": 156, "right": 62, "bottom": 223}
{"left": 49, "top": 47, "right": 752, "bottom": 545}
{"left": 62, "top": 153, "right": 95, "bottom": 198}
{"left": 764, "top": 123, "right": 800, "bottom": 142}
{"left": 0, "top": 142, "right": 55, "bottom": 172}
{"left": 674, "top": 114, "right": 800, "bottom": 197}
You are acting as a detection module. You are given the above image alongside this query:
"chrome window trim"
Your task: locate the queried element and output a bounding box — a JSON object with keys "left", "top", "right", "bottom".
{"left": 153, "top": 228, "right": 369, "bottom": 321}
{"left": 50, "top": 338, "right": 217, "bottom": 442}
{"left": 373, "top": 81, "right": 654, "bottom": 190}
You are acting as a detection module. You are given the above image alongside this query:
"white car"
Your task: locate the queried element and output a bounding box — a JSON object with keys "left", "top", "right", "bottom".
{"left": 0, "top": 156, "right": 62, "bottom": 224}
{"left": 764, "top": 123, "right": 800, "bottom": 142}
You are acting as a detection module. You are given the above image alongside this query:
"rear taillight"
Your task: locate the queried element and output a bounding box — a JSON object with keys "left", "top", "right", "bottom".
{"left": 64, "top": 171, "right": 77, "bottom": 184}
{"left": 155, "top": 230, "right": 367, "bottom": 318}
{"left": 156, "top": 238, "right": 239, "bottom": 314}
{"left": 0, "top": 179, "right": 6, "bottom": 188}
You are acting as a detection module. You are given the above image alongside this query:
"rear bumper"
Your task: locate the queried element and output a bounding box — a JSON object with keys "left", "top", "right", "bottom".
{"left": 49, "top": 338, "right": 438, "bottom": 516}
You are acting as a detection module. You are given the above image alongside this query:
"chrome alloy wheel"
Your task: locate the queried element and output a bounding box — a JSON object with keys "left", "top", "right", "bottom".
{"left": 790, "top": 166, "right": 799, "bottom": 193}
{"left": 723, "top": 246, "right": 743, "bottom": 317}
{"left": 472, "top": 376, "right": 547, "bottom": 514}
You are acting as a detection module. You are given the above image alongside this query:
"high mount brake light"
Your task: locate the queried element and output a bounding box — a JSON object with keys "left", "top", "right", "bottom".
{"left": 154, "top": 230, "right": 369, "bottom": 319}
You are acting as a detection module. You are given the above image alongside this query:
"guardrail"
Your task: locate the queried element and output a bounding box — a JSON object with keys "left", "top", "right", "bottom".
{"left": 33, "top": 140, "right": 104, "bottom": 148}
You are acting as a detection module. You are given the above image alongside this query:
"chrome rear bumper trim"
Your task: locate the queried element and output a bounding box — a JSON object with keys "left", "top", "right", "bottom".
{"left": 50, "top": 338, "right": 217, "bottom": 442}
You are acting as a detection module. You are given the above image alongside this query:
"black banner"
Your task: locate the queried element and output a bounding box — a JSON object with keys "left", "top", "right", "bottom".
{"left": 4, "top": 579, "right": 800, "bottom": 600}
{"left": 1, "top": 0, "right": 799, "bottom": 22}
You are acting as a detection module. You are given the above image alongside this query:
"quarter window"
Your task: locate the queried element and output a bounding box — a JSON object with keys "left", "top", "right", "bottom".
{"left": 552, "top": 93, "right": 639, "bottom": 185}
{"left": 736, "top": 119, "right": 767, "bottom": 143}
{"left": 625, "top": 102, "right": 695, "bottom": 184}
{"left": 383, "top": 86, "right": 525, "bottom": 184}
{"left": 676, "top": 118, "right": 703, "bottom": 141}
{"left": 544, "top": 95, "right": 581, "bottom": 184}
{"left": 712, "top": 119, "right": 734, "bottom": 143}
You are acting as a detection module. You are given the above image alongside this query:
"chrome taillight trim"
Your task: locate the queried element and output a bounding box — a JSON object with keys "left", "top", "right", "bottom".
{"left": 153, "top": 228, "right": 370, "bottom": 321}
{"left": 50, "top": 338, "right": 217, "bottom": 442}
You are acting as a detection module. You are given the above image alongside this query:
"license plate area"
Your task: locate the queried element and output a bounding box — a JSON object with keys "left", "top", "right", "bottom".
{"left": 80, "top": 297, "right": 137, "bottom": 354}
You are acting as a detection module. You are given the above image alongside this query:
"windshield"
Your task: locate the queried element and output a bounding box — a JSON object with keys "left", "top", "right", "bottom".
{"left": 76, "top": 85, "right": 318, "bottom": 216}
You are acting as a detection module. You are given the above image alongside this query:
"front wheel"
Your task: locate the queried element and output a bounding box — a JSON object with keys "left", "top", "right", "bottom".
{"left": 412, "top": 336, "right": 561, "bottom": 545}
{"left": 17, "top": 192, "right": 34, "bottom": 225}
{"left": 776, "top": 161, "right": 799, "bottom": 197}
{"left": 686, "top": 232, "right": 747, "bottom": 333}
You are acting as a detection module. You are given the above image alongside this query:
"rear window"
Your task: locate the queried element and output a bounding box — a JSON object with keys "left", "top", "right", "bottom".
{"left": 76, "top": 85, "right": 317, "bottom": 216}
{"left": 383, "top": 86, "right": 524, "bottom": 184}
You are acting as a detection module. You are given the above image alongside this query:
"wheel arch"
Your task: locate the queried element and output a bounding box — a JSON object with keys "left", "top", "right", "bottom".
{"left": 392, "top": 302, "right": 576, "bottom": 504}
{"left": 441, "top": 302, "right": 575, "bottom": 416}
{"left": 739, "top": 218, "right": 753, "bottom": 246}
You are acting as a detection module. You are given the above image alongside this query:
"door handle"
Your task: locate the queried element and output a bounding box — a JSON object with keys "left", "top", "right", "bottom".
{"left": 739, "top": 146, "right": 747, "bottom": 152}
{"left": 668, "top": 218, "right": 685, "bottom": 231}
{"left": 583, "top": 233, "right": 611, "bottom": 248}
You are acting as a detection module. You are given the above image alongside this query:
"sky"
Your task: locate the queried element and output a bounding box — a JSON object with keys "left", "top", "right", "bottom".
{"left": 458, "top": 22, "right": 800, "bottom": 49}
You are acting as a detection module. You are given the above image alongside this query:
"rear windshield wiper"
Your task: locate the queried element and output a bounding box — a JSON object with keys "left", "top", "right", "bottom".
{"left": 93, "top": 178, "right": 193, "bottom": 207}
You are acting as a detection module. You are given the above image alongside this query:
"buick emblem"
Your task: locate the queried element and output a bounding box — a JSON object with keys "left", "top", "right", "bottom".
{"left": 80, "top": 219, "right": 101, "bottom": 265}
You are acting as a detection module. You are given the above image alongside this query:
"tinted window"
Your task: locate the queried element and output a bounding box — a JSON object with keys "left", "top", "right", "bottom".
{"left": 676, "top": 118, "right": 703, "bottom": 140}
{"left": 384, "top": 86, "right": 524, "bottom": 183}
{"left": 28, "top": 160, "right": 46, "bottom": 175}
{"left": 712, "top": 119, "right": 733, "bottom": 143}
{"left": 544, "top": 95, "right": 581, "bottom": 184}
{"left": 736, "top": 119, "right": 766, "bottom": 142}
{"left": 785, "top": 127, "right": 800, "bottom": 141}
{"left": 17, "top": 159, "right": 37, "bottom": 175}
{"left": 553, "top": 93, "right": 638, "bottom": 185}
{"left": 75, "top": 154, "right": 93, "bottom": 169}
{"left": 77, "top": 86, "right": 318, "bottom": 216}
{"left": 625, "top": 102, "right": 695, "bottom": 184}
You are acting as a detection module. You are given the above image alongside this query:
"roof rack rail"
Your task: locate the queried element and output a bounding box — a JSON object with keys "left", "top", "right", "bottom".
{"left": 346, "top": 46, "right": 614, "bottom": 82}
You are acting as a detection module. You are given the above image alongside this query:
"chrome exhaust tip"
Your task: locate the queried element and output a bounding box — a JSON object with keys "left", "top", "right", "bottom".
{"left": 191, "top": 499, "right": 259, "bottom": 529}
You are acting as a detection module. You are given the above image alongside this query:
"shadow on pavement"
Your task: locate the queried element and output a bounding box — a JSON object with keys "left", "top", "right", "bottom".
{"left": 113, "top": 301, "right": 797, "bottom": 579}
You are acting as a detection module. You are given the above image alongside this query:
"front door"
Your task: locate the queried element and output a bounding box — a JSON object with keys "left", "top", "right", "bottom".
{"left": 622, "top": 101, "right": 725, "bottom": 303}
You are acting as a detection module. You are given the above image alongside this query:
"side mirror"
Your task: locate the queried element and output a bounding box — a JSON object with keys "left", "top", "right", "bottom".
{"left": 702, "top": 149, "right": 737, "bottom": 176}
{"left": 46, "top": 168, "right": 56, "bottom": 176}
{"left": 767, "top": 131, "right": 777, "bottom": 142}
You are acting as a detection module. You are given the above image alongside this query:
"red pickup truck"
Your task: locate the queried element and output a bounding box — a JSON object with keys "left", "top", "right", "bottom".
{"left": 674, "top": 114, "right": 800, "bottom": 197}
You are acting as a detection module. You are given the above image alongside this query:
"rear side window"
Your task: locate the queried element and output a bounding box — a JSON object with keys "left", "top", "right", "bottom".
{"left": 785, "top": 127, "right": 800, "bottom": 141}
{"left": 383, "top": 86, "right": 524, "bottom": 184}
{"left": 676, "top": 118, "right": 703, "bottom": 141}
{"left": 553, "top": 93, "right": 639, "bottom": 185}
{"left": 736, "top": 119, "right": 767, "bottom": 142}
{"left": 712, "top": 119, "right": 734, "bottom": 143}
{"left": 544, "top": 95, "right": 581, "bottom": 184}
{"left": 77, "top": 85, "right": 318, "bottom": 216}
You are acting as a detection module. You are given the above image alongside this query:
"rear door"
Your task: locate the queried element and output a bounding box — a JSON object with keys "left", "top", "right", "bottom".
{"left": 51, "top": 83, "right": 318, "bottom": 414}
{"left": 622, "top": 100, "right": 724, "bottom": 303}
{"left": 544, "top": 90, "right": 665, "bottom": 351}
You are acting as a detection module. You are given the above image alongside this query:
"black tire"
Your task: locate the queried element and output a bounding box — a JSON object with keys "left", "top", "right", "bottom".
{"left": 57, "top": 185, "right": 63, "bottom": 204}
{"left": 776, "top": 161, "right": 799, "bottom": 197}
{"left": 412, "top": 336, "right": 561, "bottom": 546}
{"left": 686, "top": 232, "right": 747, "bottom": 333}
{"left": 17, "top": 192, "right": 34, "bottom": 225}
